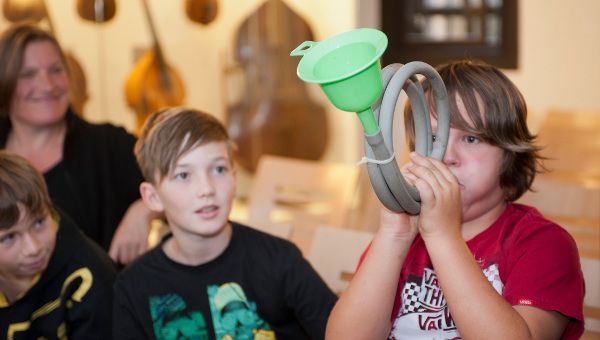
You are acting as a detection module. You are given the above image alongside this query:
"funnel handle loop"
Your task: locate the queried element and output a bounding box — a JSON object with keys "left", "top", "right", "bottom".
{"left": 290, "top": 41, "right": 318, "bottom": 57}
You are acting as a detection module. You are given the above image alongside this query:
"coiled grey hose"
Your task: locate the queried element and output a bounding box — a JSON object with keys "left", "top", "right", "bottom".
{"left": 362, "top": 62, "right": 450, "bottom": 214}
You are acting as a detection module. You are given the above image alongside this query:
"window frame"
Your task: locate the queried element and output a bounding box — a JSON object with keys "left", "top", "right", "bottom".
{"left": 381, "top": 0, "right": 518, "bottom": 69}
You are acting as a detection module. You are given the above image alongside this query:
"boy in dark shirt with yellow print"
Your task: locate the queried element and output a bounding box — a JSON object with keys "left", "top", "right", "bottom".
{"left": 0, "top": 150, "right": 117, "bottom": 339}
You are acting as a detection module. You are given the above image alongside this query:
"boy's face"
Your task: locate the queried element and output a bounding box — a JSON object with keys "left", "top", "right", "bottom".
{"left": 432, "top": 95, "right": 505, "bottom": 225}
{"left": 0, "top": 207, "right": 56, "bottom": 281}
{"left": 141, "top": 141, "right": 237, "bottom": 239}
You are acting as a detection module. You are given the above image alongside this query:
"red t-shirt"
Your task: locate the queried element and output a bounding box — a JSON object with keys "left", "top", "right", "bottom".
{"left": 358, "top": 203, "right": 585, "bottom": 339}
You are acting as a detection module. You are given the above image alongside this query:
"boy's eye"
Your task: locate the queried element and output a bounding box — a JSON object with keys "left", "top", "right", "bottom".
{"left": 214, "top": 166, "right": 226, "bottom": 174}
{"left": 175, "top": 172, "right": 188, "bottom": 180}
{"left": 0, "top": 233, "right": 15, "bottom": 244}
{"left": 466, "top": 135, "right": 479, "bottom": 143}
{"left": 33, "top": 218, "right": 45, "bottom": 229}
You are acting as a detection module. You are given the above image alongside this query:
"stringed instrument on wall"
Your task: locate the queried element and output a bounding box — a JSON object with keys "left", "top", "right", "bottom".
{"left": 2, "top": 0, "right": 46, "bottom": 22}
{"left": 2, "top": 0, "right": 89, "bottom": 116}
{"left": 185, "top": 0, "right": 218, "bottom": 25}
{"left": 76, "top": 0, "right": 116, "bottom": 23}
{"left": 125, "top": 0, "right": 185, "bottom": 133}
{"left": 227, "top": 0, "right": 328, "bottom": 172}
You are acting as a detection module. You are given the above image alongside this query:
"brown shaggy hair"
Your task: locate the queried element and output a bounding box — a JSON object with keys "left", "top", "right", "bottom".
{"left": 404, "top": 59, "right": 544, "bottom": 202}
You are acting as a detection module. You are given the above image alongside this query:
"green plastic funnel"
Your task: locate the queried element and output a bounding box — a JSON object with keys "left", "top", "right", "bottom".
{"left": 291, "top": 28, "right": 388, "bottom": 135}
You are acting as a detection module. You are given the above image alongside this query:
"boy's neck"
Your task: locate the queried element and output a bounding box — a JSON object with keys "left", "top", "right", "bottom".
{"left": 461, "top": 201, "right": 507, "bottom": 241}
{"left": 162, "top": 223, "right": 233, "bottom": 266}
{"left": 0, "top": 274, "right": 40, "bottom": 305}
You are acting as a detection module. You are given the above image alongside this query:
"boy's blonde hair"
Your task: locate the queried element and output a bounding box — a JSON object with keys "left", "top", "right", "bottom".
{"left": 135, "top": 107, "right": 234, "bottom": 184}
{"left": 404, "top": 59, "right": 543, "bottom": 202}
{"left": 0, "top": 151, "right": 52, "bottom": 229}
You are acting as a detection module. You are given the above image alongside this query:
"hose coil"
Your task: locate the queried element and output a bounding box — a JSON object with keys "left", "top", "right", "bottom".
{"left": 362, "top": 62, "right": 450, "bottom": 214}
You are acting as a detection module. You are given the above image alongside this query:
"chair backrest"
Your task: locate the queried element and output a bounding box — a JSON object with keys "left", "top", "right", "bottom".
{"left": 247, "top": 154, "right": 360, "bottom": 229}
{"left": 247, "top": 221, "right": 293, "bottom": 240}
{"left": 518, "top": 110, "right": 600, "bottom": 338}
{"left": 581, "top": 258, "right": 600, "bottom": 337}
{"left": 536, "top": 110, "right": 600, "bottom": 176}
{"left": 308, "top": 225, "right": 374, "bottom": 295}
{"left": 517, "top": 109, "right": 600, "bottom": 258}
{"left": 518, "top": 178, "right": 599, "bottom": 221}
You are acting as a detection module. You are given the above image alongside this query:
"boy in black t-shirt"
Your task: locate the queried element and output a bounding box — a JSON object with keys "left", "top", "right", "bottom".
{"left": 113, "top": 107, "right": 337, "bottom": 339}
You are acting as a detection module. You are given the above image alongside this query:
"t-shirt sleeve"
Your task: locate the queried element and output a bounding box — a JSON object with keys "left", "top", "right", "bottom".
{"left": 501, "top": 219, "right": 585, "bottom": 336}
{"left": 112, "top": 273, "right": 149, "bottom": 339}
{"left": 281, "top": 244, "right": 338, "bottom": 339}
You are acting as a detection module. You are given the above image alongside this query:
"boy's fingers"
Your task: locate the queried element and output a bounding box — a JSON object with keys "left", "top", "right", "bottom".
{"left": 409, "top": 152, "right": 457, "bottom": 186}
{"left": 427, "top": 158, "right": 458, "bottom": 185}
{"left": 407, "top": 158, "right": 444, "bottom": 190}
{"left": 412, "top": 176, "right": 434, "bottom": 201}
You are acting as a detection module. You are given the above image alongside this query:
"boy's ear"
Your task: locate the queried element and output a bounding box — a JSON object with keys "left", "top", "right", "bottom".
{"left": 140, "top": 182, "right": 164, "bottom": 212}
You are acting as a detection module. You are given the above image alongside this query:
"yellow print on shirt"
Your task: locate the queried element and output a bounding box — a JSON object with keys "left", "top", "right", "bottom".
{"left": 6, "top": 267, "right": 93, "bottom": 340}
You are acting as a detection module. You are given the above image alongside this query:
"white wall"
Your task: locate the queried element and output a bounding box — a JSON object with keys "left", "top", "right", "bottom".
{"left": 505, "top": 0, "right": 600, "bottom": 132}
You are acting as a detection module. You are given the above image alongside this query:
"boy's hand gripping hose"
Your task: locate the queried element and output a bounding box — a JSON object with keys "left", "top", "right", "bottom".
{"left": 361, "top": 62, "right": 450, "bottom": 214}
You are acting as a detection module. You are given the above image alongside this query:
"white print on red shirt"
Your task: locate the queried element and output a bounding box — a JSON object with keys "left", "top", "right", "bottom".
{"left": 389, "top": 263, "right": 504, "bottom": 339}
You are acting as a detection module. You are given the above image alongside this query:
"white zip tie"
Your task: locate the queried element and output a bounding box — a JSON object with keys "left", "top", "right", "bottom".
{"left": 355, "top": 154, "right": 396, "bottom": 167}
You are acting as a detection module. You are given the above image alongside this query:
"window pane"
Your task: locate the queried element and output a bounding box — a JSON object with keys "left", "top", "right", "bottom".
{"left": 486, "top": 13, "right": 502, "bottom": 45}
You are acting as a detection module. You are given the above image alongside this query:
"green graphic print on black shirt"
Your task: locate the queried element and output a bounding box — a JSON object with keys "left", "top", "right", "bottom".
{"left": 150, "top": 282, "right": 275, "bottom": 340}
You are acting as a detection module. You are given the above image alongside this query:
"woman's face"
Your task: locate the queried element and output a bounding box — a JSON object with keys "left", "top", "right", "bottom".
{"left": 9, "top": 40, "right": 69, "bottom": 128}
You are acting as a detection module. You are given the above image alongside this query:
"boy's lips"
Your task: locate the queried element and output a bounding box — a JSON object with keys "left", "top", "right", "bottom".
{"left": 195, "top": 205, "right": 219, "bottom": 218}
{"left": 24, "top": 256, "right": 47, "bottom": 270}
{"left": 196, "top": 205, "right": 217, "bottom": 213}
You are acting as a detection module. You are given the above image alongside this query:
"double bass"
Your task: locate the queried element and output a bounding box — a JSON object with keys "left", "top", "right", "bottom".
{"left": 227, "top": 0, "right": 328, "bottom": 172}
{"left": 124, "top": 0, "right": 185, "bottom": 133}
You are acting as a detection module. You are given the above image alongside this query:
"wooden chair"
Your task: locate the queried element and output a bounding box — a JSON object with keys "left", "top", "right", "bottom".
{"left": 246, "top": 154, "right": 360, "bottom": 255}
{"left": 308, "top": 225, "right": 374, "bottom": 295}
{"left": 581, "top": 258, "right": 600, "bottom": 339}
{"left": 535, "top": 110, "right": 600, "bottom": 177}
{"left": 246, "top": 221, "right": 293, "bottom": 240}
{"left": 518, "top": 110, "right": 600, "bottom": 338}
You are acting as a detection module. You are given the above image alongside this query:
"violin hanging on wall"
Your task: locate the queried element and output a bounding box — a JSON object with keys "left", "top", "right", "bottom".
{"left": 2, "top": 0, "right": 89, "bottom": 116}
{"left": 227, "top": 0, "right": 328, "bottom": 172}
{"left": 124, "top": 0, "right": 185, "bottom": 133}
